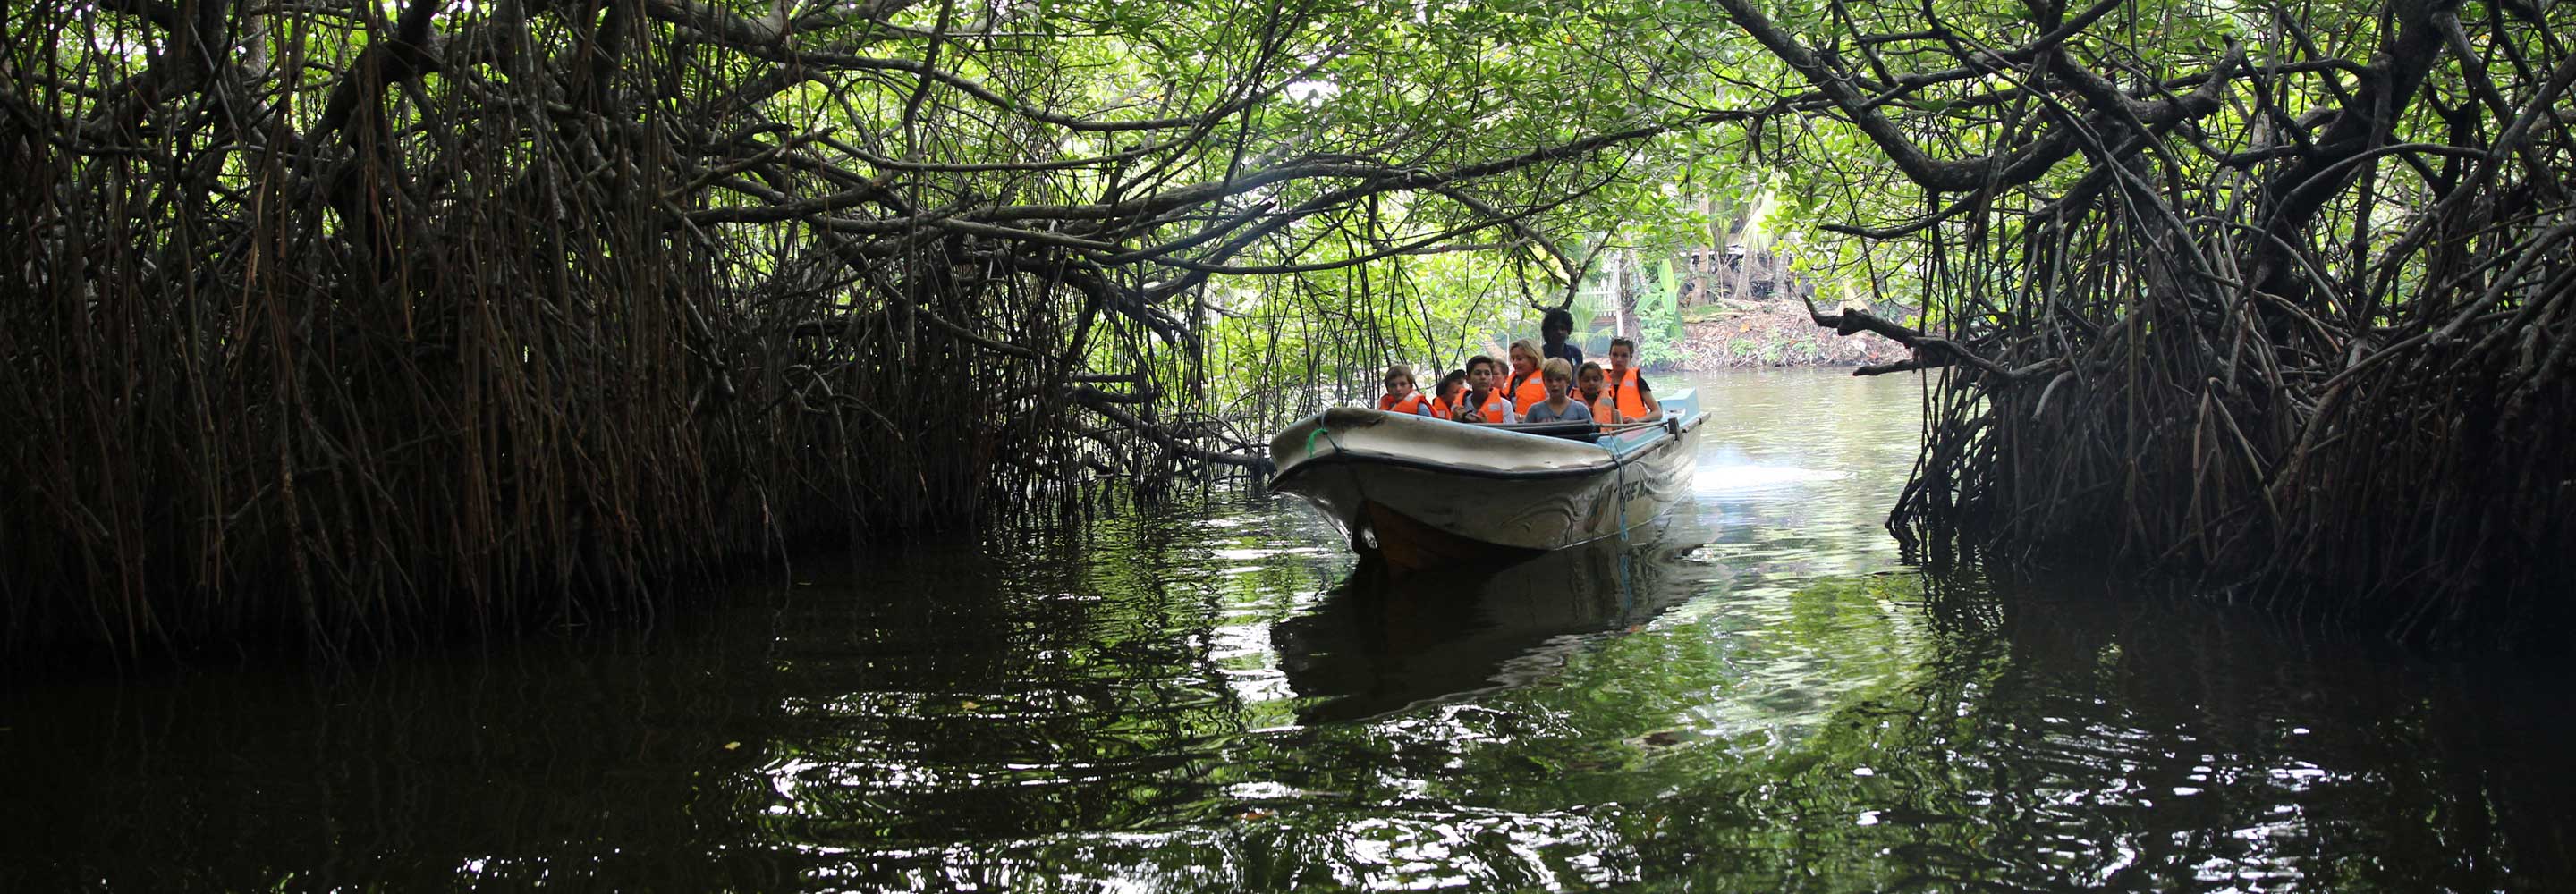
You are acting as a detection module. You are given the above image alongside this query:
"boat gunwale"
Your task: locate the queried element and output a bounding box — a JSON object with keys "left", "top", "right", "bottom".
{"left": 1269, "top": 411, "right": 1704, "bottom": 490}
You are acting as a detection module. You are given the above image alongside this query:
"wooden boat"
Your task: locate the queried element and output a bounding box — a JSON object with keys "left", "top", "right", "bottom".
{"left": 1267, "top": 389, "right": 1706, "bottom": 571}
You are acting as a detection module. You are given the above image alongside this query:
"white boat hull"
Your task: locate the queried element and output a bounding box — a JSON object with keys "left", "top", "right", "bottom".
{"left": 1268, "top": 390, "right": 1704, "bottom": 570}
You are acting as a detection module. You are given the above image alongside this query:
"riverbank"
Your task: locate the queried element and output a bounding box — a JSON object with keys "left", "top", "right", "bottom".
{"left": 1669, "top": 300, "right": 1911, "bottom": 369}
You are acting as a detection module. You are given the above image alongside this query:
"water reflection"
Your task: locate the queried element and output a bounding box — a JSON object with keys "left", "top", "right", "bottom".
{"left": 1618, "top": 563, "right": 2576, "bottom": 892}
{"left": 1275, "top": 527, "right": 1690, "bottom": 723}
{"left": 2, "top": 369, "right": 2571, "bottom": 891}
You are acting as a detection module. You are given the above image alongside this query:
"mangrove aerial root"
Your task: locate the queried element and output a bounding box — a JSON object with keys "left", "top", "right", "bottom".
{"left": 1736, "top": 0, "right": 2576, "bottom": 645}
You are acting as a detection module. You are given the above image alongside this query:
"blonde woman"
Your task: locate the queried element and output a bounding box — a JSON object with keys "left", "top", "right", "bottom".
{"left": 1504, "top": 339, "right": 1548, "bottom": 415}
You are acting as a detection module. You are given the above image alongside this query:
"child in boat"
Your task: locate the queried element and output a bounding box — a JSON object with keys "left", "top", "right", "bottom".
{"left": 1456, "top": 355, "right": 1515, "bottom": 423}
{"left": 1376, "top": 364, "right": 1433, "bottom": 417}
{"left": 1431, "top": 369, "right": 1468, "bottom": 420}
{"left": 1577, "top": 360, "right": 1620, "bottom": 425}
{"left": 1504, "top": 339, "right": 1547, "bottom": 416}
{"left": 1603, "top": 336, "right": 1662, "bottom": 420}
{"left": 1523, "top": 358, "right": 1593, "bottom": 424}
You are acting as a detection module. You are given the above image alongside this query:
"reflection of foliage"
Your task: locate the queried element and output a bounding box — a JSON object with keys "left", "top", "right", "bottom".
{"left": 1623, "top": 569, "right": 2568, "bottom": 891}
{"left": 9, "top": 505, "right": 2569, "bottom": 891}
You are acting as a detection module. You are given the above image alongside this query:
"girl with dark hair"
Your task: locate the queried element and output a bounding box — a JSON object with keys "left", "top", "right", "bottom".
{"left": 1430, "top": 369, "right": 1469, "bottom": 420}
{"left": 1576, "top": 361, "right": 1618, "bottom": 424}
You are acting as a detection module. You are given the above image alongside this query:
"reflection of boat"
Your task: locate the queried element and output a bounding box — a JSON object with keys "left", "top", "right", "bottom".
{"left": 1273, "top": 535, "right": 1683, "bottom": 722}
{"left": 1267, "top": 390, "right": 1706, "bottom": 571}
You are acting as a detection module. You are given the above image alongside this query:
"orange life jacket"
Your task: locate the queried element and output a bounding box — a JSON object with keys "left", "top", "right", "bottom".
{"left": 1428, "top": 394, "right": 1462, "bottom": 420}
{"left": 1377, "top": 392, "right": 1427, "bottom": 416}
{"left": 1507, "top": 369, "right": 1548, "bottom": 414}
{"left": 1458, "top": 390, "right": 1513, "bottom": 422}
{"left": 1605, "top": 367, "right": 1652, "bottom": 420}
{"left": 1584, "top": 390, "right": 1620, "bottom": 425}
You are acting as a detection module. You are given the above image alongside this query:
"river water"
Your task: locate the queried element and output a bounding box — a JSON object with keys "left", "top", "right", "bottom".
{"left": 4, "top": 368, "right": 2571, "bottom": 891}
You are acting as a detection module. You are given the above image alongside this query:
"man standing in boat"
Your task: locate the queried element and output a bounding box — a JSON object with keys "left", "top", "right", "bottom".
{"left": 1539, "top": 308, "right": 1585, "bottom": 368}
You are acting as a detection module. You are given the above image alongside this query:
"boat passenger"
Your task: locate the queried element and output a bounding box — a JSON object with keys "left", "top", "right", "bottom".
{"left": 1603, "top": 336, "right": 1662, "bottom": 420}
{"left": 1375, "top": 364, "right": 1433, "bottom": 417}
{"left": 1504, "top": 339, "right": 1548, "bottom": 415}
{"left": 1430, "top": 370, "right": 1468, "bottom": 420}
{"left": 1577, "top": 360, "right": 1619, "bottom": 425}
{"left": 1540, "top": 308, "right": 1585, "bottom": 367}
{"left": 1456, "top": 354, "right": 1516, "bottom": 423}
{"left": 1522, "top": 358, "right": 1593, "bottom": 424}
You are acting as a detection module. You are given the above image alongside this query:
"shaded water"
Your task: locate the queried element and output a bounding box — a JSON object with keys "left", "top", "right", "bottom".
{"left": 5, "top": 368, "right": 2572, "bottom": 891}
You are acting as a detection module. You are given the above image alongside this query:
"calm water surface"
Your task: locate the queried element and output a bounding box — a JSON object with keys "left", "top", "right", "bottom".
{"left": 5, "top": 369, "right": 2572, "bottom": 891}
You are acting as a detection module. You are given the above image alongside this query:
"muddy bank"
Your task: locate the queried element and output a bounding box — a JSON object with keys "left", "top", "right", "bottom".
{"left": 1669, "top": 301, "right": 1912, "bottom": 369}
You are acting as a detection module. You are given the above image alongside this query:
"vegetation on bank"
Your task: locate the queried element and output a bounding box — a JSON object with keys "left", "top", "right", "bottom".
{"left": 0, "top": 0, "right": 1763, "bottom": 660}
{"left": 1743, "top": 0, "right": 2576, "bottom": 645}
{"left": 3, "top": 0, "right": 2568, "bottom": 659}
{"left": 1675, "top": 301, "right": 1911, "bottom": 369}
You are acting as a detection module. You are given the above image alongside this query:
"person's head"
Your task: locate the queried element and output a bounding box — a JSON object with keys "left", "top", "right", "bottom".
{"left": 1507, "top": 340, "right": 1540, "bottom": 375}
{"left": 1609, "top": 336, "right": 1639, "bottom": 370}
{"left": 1540, "top": 358, "right": 1572, "bottom": 399}
{"left": 1436, "top": 370, "right": 1467, "bottom": 402}
{"left": 1541, "top": 308, "right": 1575, "bottom": 345}
{"left": 1466, "top": 355, "right": 1498, "bottom": 390}
{"left": 1577, "top": 361, "right": 1606, "bottom": 398}
{"left": 1383, "top": 363, "right": 1416, "bottom": 399}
